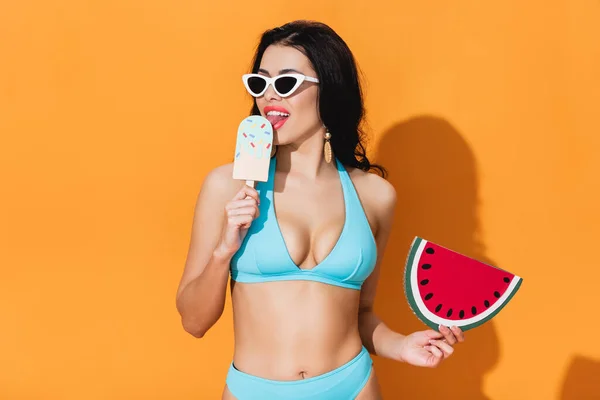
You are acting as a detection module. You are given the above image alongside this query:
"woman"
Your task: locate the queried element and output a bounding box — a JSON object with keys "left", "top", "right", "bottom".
{"left": 176, "top": 20, "right": 465, "bottom": 399}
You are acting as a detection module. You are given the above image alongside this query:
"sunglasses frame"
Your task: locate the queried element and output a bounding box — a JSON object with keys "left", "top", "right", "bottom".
{"left": 242, "top": 73, "right": 319, "bottom": 98}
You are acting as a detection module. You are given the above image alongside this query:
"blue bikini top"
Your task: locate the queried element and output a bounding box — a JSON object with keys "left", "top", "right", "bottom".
{"left": 230, "top": 157, "right": 378, "bottom": 290}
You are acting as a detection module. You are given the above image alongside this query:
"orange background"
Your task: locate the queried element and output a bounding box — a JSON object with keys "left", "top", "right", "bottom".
{"left": 1, "top": 1, "right": 599, "bottom": 399}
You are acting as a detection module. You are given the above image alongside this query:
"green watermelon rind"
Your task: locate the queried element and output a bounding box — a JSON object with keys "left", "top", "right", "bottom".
{"left": 404, "top": 236, "right": 523, "bottom": 332}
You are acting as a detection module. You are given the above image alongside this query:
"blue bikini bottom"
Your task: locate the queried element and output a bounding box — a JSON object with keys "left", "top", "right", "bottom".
{"left": 225, "top": 346, "right": 373, "bottom": 399}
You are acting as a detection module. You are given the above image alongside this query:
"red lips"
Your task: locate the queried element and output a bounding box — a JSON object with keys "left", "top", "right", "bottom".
{"left": 264, "top": 106, "right": 290, "bottom": 130}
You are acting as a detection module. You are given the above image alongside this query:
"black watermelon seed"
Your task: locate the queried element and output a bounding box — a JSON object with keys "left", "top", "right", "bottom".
{"left": 425, "top": 293, "right": 434, "bottom": 300}
{"left": 422, "top": 264, "right": 432, "bottom": 270}
{"left": 420, "top": 279, "right": 430, "bottom": 285}
{"left": 459, "top": 310, "right": 465, "bottom": 319}
{"left": 494, "top": 291, "right": 501, "bottom": 298}
{"left": 484, "top": 300, "right": 490, "bottom": 308}
{"left": 446, "top": 309, "right": 453, "bottom": 317}
{"left": 503, "top": 277, "right": 510, "bottom": 283}
{"left": 471, "top": 306, "right": 477, "bottom": 315}
{"left": 426, "top": 247, "right": 435, "bottom": 254}
{"left": 435, "top": 304, "right": 443, "bottom": 313}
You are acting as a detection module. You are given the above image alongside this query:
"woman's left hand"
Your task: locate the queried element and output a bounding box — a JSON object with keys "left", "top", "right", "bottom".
{"left": 397, "top": 325, "right": 465, "bottom": 368}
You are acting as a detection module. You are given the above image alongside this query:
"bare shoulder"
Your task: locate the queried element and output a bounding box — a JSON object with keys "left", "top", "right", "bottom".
{"left": 197, "top": 162, "right": 245, "bottom": 204}
{"left": 349, "top": 168, "right": 396, "bottom": 209}
{"left": 348, "top": 167, "right": 397, "bottom": 231}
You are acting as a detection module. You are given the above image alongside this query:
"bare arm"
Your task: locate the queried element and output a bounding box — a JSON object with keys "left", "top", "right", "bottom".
{"left": 357, "top": 174, "right": 466, "bottom": 366}
{"left": 175, "top": 166, "right": 259, "bottom": 338}
{"left": 357, "top": 177, "right": 404, "bottom": 359}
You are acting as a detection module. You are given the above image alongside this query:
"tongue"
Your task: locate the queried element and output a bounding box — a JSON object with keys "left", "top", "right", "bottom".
{"left": 266, "top": 115, "right": 288, "bottom": 127}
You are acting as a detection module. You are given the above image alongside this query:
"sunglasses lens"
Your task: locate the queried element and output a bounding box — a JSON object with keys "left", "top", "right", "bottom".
{"left": 274, "top": 76, "right": 299, "bottom": 96}
{"left": 247, "top": 76, "right": 267, "bottom": 95}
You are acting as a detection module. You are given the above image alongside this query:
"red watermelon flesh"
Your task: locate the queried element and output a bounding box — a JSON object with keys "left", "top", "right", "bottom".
{"left": 404, "top": 237, "right": 522, "bottom": 331}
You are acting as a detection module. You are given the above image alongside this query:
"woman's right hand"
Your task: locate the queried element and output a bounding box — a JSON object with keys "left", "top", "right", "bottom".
{"left": 215, "top": 185, "right": 261, "bottom": 258}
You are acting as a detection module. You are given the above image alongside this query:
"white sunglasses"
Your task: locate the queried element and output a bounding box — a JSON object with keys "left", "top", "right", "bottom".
{"left": 242, "top": 73, "right": 319, "bottom": 98}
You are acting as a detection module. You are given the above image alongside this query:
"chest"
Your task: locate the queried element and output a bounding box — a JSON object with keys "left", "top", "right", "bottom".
{"left": 230, "top": 160, "right": 378, "bottom": 289}
{"left": 272, "top": 180, "right": 347, "bottom": 269}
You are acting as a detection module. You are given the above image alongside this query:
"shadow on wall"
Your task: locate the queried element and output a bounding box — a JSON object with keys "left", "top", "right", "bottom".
{"left": 373, "top": 116, "right": 500, "bottom": 399}
{"left": 560, "top": 355, "right": 600, "bottom": 399}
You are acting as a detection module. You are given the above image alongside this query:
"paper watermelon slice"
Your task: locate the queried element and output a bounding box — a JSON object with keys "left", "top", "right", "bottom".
{"left": 404, "top": 237, "right": 522, "bottom": 331}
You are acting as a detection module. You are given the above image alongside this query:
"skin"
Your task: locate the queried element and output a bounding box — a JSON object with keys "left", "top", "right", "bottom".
{"left": 176, "top": 45, "right": 466, "bottom": 399}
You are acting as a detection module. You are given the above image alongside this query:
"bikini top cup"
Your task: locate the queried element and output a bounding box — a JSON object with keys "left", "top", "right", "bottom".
{"left": 230, "top": 157, "right": 378, "bottom": 290}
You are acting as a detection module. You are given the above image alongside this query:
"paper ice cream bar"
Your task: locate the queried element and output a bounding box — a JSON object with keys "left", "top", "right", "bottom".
{"left": 232, "top": 115, "right": 274, "bottom": 186}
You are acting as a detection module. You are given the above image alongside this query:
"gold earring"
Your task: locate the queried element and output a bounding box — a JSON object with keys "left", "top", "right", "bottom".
{"left": 324, "top": 129, "right": 332, "bottom": 164}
